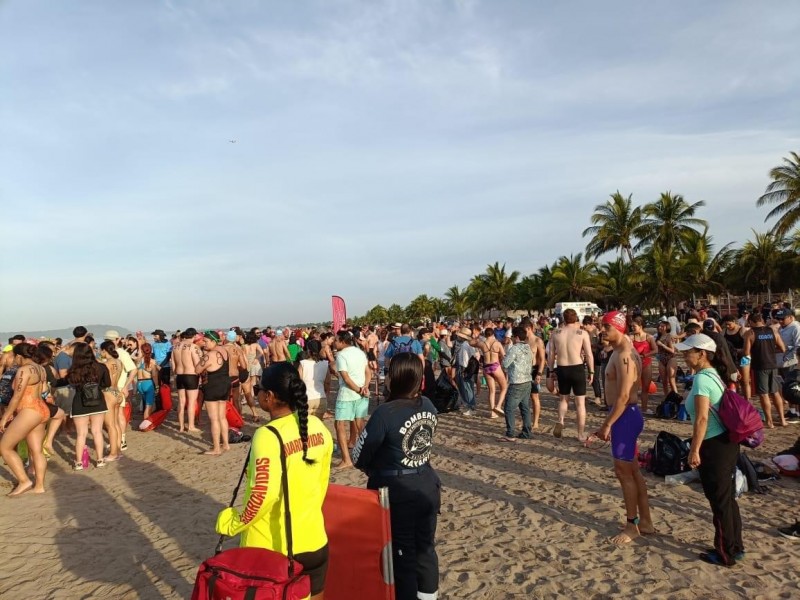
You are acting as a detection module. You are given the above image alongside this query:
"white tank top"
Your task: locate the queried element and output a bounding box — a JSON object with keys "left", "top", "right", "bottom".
{"left": 300, "top": 359, "right": 328, "bottom": 400}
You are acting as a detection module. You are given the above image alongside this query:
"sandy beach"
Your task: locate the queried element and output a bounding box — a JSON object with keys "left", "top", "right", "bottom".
{"left": 2, "top": 389, "right": 798, "bottom": 599}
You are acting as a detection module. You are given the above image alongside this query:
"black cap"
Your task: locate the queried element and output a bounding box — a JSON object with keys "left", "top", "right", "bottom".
{"left": 151, "top": 329, "right": 167, "bottom": 338}
{"left": 774, "top": 308, "right": 792, "bottom": 319}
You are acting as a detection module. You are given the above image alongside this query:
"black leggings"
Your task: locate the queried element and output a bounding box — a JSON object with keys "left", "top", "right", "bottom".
{"left": 698, "top": 433, "right": 743, "bottom": 564}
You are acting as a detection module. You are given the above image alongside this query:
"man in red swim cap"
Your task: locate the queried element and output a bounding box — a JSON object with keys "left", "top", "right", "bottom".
{"left": 594, "top": 311, "right": 654, "bottom": 545}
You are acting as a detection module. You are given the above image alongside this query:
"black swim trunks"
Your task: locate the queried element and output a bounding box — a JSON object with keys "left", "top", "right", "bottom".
{"left": 295, "top": 544, "right": 329, "bottom": 597}
{"left": 176, "top": 374, "right": 200, "bottom": 391}
{"left": 556, "top": 364, "right": 587, "bottom": 396}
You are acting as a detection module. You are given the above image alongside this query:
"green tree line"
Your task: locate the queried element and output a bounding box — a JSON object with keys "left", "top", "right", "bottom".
{"left": 349, "top": 152, "right": 800, "bottom": 326}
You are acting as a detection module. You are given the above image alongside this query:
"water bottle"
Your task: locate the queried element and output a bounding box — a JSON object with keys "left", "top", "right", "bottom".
{"left": 81, "top": 447, "right": 90, "bottom": 469}
{"left": 665, "top": 469, "right": 699, "bottom": 485}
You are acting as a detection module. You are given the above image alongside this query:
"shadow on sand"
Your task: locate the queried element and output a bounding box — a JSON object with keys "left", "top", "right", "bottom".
{"left": 54, "top": 455, "right": 225, "bottom": 598}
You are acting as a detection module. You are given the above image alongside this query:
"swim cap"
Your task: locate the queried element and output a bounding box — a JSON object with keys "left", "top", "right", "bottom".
{"left": 226, "top": 330, "right": 237, "bottom": 342}
{"left": 601, "top": 311, "right": 627, "bottom": 334}
{"left": 276, "top": 328, "right": 283, "bottom": 336}
{"left": 204, "top": 330, "right": 220, "bottom": 343}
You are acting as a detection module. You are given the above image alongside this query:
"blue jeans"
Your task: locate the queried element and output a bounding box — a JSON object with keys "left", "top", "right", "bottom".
{"left": 456, "top": 368, "right": 476, "bottom": 410}
{"left": 504, "top": 382, "right": 532, "bottom": 437}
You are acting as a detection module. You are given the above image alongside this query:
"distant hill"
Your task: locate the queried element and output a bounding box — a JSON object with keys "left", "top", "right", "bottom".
{"left": 1, "top": 325, "right": 132, "bottom": 342}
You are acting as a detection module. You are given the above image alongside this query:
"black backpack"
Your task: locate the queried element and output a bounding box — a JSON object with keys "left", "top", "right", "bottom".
{"left": 430, "top": 372, "right": 459, "bottom": 413}
{"left": 78, "top": 382, "right": 102, "bottom": 408}
{"left": 651, "top": 431, "right": 690, "bottom": 476}
{"left": 463, "top": 356, "right": 480, "bottom": 379}
{"left": 655, "top": 391, "right": 682, "bottom": 419}
{"left": 737, "top": 452, "right": 768, "bottom": 494}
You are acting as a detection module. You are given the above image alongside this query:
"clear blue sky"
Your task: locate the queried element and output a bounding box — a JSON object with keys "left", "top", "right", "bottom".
{"left": 1, "top": 1, "right": 798, "bottom": 331}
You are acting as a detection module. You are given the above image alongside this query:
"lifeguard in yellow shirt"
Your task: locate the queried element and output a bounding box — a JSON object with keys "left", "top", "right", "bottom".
{"left": 216, "top": 362, "right": 333, "bottom": 600}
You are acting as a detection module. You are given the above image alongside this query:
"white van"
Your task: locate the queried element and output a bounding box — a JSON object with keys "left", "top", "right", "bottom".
{"left": 554, "top": 302, "right": 602, "bottom": 321}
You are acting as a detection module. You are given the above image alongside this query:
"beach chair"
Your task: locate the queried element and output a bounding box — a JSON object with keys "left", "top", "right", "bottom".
{"left": 322, "top": 484, "right": 394, "bottom": 600}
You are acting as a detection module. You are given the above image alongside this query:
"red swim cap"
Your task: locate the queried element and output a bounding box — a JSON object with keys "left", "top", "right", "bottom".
{"left": 602, "top": 311, "right": 627, "bottom": 334}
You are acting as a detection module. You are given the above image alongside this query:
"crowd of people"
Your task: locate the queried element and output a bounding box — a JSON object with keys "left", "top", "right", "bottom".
{"left": 1, "top": 300, "right": 799, "bottom": 595}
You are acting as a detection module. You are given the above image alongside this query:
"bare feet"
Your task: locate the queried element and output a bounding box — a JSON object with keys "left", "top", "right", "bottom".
{"left": 577, "top": 433, "right": 589, "bottom": 443}
{"left": 491, "top": 408, "right": 505, "bottom": 418}
{"left": 222, "top": 446, "right": 231, "bottom": 452}
{"left": 187, "top": 428, "right": 201, "bottom": 433}
{"left": 611, "top": 522, "right": 640, "bottom": 545}
{"left": 334, "top": 461, "right": 354, "bottom": 470}
{"left": 31, "top": 486, "right": 45, "bottom": 494}
{"left": 638, "top": 519, "right": 656, "bottom": 535}
{"left": 8, "top": 480, "right": 34, "bottom": 497}
{"left": 203, "top": 450, "right": 221, "bottom": 456}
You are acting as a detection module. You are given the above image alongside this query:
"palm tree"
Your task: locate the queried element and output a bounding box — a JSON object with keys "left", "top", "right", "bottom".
{"left": 469, "top": 262, "right": 520, "bottom": 315}
{"left": 405, "top": 295, "right": 436, "bottom": 323}
{"left": 598, "top": 258, "right": 643, "bottom": 309}
{"left": 513, "top": 276, "right": 539, "bottom": 315}
{"left": 582, "top": 191, "right": 642, "bottom": 262}
{"left": 430, "top": 298, "right": 449, "bottom": 321}
{"left": 444, "top": 285, "right": 469, "bottom": 319}
{"left": 679, "top": 228, "right": 735, "bottom": 296}
{"left": 637, "top": 244, "right": 683, "bottom": 311}
{"left": 637, "top": 192, "right": 707, "bottom": 252}
{"left": 736, "top": 230, "right": 789, "bottom": 296}
{"left": 546, "top": 253, "right": 601, "bottom": 303}
{"left": 386, "top": 304, "right": 406, "bottom": 324}
{"left": 363, "top": 304, "right": 389, "bottom": 324}
{"left": 757, "top": 151, "right": 800, "bottom": 237}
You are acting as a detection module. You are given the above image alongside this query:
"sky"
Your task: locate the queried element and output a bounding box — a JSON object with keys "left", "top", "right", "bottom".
{"left": 1, "top": 0, "right": 798, "bottom": 332}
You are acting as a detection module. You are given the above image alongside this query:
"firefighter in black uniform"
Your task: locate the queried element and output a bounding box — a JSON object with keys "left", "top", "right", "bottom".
{"left": 353, "top": 353, "right": 440, "bottom": 600}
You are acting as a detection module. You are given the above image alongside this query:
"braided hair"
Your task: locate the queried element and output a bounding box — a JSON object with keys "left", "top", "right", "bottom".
{"left": 261, "top": 362, "right": 316, "bottom": 465}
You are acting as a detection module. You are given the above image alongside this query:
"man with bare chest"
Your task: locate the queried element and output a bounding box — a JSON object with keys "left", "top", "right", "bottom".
{"left": 171, "top": 328, "right": 202, "bottom": 432}
{"left": 268, "top": 329, "right": 291, "bottom": 364}
{"left": 594, "top": 311, "right": 654, "bottom": 545}
{"left": 547, "top": 309, "right": 594, "bottom": 440}
{"left": 521, "top": 318, "right": 546, "bottom": 430}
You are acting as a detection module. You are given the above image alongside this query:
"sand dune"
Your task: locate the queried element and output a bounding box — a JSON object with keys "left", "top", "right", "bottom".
{"left": 1, "top": 390, "right": 798, "bottom": 599}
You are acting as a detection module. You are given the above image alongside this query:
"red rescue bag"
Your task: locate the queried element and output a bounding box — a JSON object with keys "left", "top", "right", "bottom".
{"left": 191, "top": 547, "right": 309, "bottom": 600}
{"left": 226, "top": 400, "right": 244, "bottom": 429}
{"left": 160, "top": 384, "right": 173, "bottom": 412}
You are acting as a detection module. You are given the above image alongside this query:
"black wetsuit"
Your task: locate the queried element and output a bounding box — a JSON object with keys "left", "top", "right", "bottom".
{"left": 353, "top": 397, "right": 440, "bottom": 600}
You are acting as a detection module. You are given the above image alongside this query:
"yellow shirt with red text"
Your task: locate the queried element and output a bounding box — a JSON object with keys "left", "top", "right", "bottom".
{"left": 216, "top": 413, "right": 333, "bottom": 553}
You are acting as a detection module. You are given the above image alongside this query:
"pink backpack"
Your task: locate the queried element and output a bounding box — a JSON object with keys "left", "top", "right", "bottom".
{"left": 704, "top": 372, "right": 764, "bottom": 448}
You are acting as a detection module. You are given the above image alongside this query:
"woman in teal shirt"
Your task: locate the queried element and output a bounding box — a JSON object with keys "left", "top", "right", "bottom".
{"left": 677, "top": 333, "right": 743, "bottom": 567}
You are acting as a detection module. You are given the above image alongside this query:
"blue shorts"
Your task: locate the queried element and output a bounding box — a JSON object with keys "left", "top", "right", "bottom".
{"left": 335, "top": 396, "right": 369, "bottom": 421}
{"left": 610, "top": 404, "right": 644, "bottom": 462}
{"left": 137, "top": 380, "right": 156, "bottom": 407}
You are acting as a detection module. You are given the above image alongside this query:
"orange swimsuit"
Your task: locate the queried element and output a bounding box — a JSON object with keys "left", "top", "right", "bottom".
{"left": 17, "top": 385, "right": 49, "bottom": 424}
